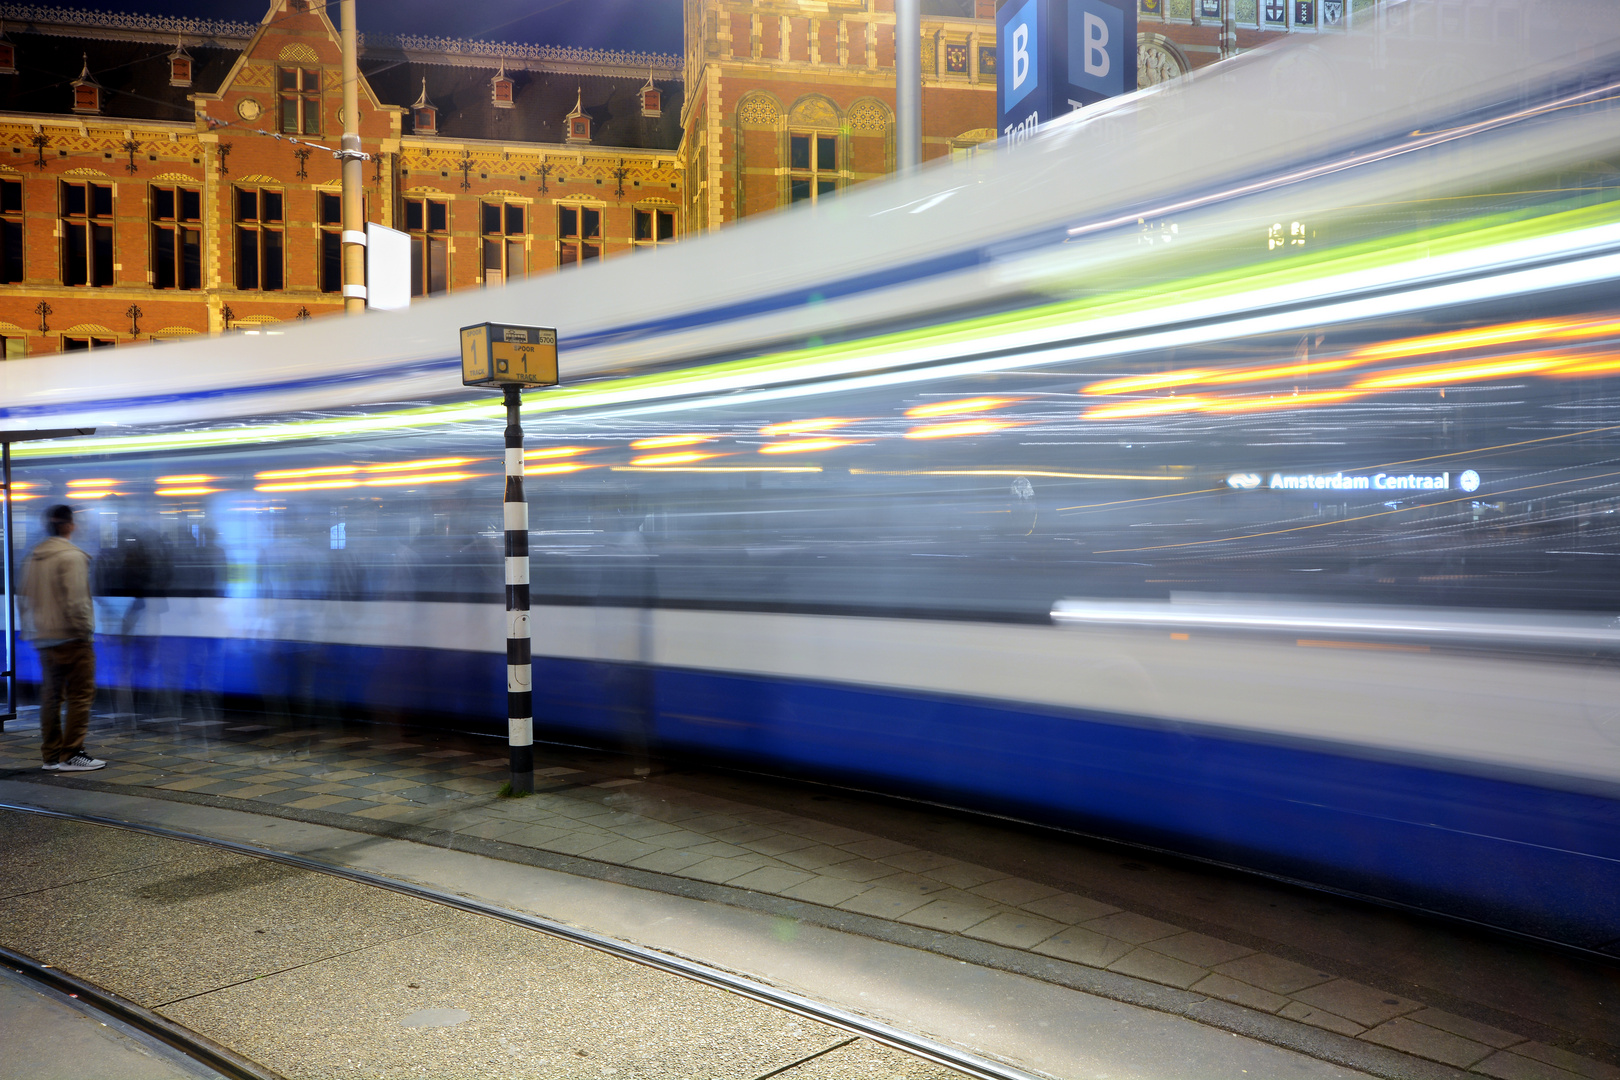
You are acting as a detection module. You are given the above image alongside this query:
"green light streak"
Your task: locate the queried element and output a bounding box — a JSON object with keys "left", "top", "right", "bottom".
{"left": 16, "top": 195, "right": 1618, "bottom": 462}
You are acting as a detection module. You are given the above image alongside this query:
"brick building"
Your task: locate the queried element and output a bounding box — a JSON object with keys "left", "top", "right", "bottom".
{"left": 0, "top": 0, "right": 1343, "bottom": 357}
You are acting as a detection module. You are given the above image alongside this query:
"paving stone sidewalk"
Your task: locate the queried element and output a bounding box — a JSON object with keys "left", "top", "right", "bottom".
{"left": 1, "top": 709, "right": 1615, "bottom": 1080}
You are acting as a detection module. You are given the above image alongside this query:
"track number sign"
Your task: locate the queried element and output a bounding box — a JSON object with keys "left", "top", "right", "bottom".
{"left": 460, "top": 322, "right": 559, "bottom": 389}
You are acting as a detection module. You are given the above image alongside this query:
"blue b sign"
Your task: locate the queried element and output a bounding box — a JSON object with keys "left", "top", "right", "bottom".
{"left": 998, "top": 0, "right": 1136, "bottom": 143}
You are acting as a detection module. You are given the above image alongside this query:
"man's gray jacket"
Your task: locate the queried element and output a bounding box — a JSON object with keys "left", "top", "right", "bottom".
{"left": 20, "top": 536, "right": 93, "bottom": 642}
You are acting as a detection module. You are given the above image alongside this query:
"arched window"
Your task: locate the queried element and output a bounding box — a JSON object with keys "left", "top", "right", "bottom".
{"left": 785, "top": 96, "right": 842, "bottom": 206}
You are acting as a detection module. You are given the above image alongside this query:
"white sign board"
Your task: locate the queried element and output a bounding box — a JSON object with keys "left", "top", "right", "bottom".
{"left": 366, "top": 222, "right": 411, "bottom": 311}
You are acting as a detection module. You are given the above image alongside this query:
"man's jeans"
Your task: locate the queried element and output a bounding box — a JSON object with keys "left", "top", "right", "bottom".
{"left": 39, "top": 639, "right": 96, "bottom": 764}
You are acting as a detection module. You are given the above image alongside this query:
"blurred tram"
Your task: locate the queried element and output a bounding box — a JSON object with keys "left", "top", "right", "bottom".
{"left": 6, "top": 1, "right": 1620, "bottom": 951}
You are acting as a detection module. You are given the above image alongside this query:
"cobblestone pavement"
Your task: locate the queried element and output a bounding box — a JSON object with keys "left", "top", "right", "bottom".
{"left": 2, "top": 708, "right": 1616, "bottom": 1080}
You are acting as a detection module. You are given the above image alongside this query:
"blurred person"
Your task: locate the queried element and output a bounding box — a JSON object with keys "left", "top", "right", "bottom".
{"left": 20, "top": 504, "right": 105, "bottom": 772}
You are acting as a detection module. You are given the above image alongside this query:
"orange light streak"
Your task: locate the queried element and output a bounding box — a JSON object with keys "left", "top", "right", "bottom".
{"left": 361, "top": 472, "right": 482, "bottom": 487}
{"left": 629, "top": 451, "right": 726, "bottom": 467}
{"left": 1082, "top": 397, "right": 1211, "bottom": 421}
{"left": 1198, "top": 389, "right": 1367, "bottom": 413}
{"left": 254, "top": 478, "right": 359, "bottom": 493}
{"left": 1080, "top": 370, "right": 1224, "bottom": 396}
{"left": 364, "top": 457, "right": 482, "bottom": 473}
{"left": 156, "top": 474, "right": 215, "bottom": 484}
{"left": 1082, "top": 356, "right": 1378, "bottom": 396}
{"left": 904, "top": 397, "right": 1019, "bottom": 418}
{"left": 256, "top": 465, "right": 357, "bottom": 480}
{"left": 630, "top": 434, "right": 712, "bottom": 449}
{"left": 526, "top": 462, "right": 597, "bottom": 475}
{"left": 612, "top": 466, "right": 821, "bottom": 474}
{"left": 1548, "top": 354, "right": 1620, "bottom": 378}
{"left": 1349, "top": 316, "right": 1620, "bottom": 362}
{"left": 1079, "top": 316, "right": 1620, "bottom": 401}
{"left": 524, "top": 446, "right": 595, "bottom": 460}
{"left": 904, "top": 420, "right": 1020, "bottom": 440}
{"left": 66, "top": 478, "right": 118, "bottom": 487}
{"left": 155, "top": 487, "right": 222, "bottom": 497}
{"left": 66, "top": 490, "right": 116, "bottom": 500}
{"left": 757, "top": 438, "right": 854, "bottom": 454}
{"left": 1351, "top": 355, "right": 1568, "bottom": 390}
{"left": 757, "top": 417, "right": 855, "bottom": 436}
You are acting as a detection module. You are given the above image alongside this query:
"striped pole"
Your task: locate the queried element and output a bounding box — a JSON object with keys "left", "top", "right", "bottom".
{"left": 503, "top": 384, "right": 534, "bottom": 794}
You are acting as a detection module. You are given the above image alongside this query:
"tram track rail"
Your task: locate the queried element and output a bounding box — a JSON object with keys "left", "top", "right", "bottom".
{"left": 1, "top": 940, "right": 281, "bottom": 1080}
{"left": 0, "top": 801, "right": 1042, "bottom": 1080}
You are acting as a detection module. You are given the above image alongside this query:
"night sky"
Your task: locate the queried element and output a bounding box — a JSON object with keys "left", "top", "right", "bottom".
{"left": 125, "top": 0, "right": 684, "bottom": 55}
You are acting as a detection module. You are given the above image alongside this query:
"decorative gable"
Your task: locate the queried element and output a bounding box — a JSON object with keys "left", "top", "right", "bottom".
{"left": 70, "top": 54, "right": 101, "bottom": 114}
{"left": 564, "top": 88, "right": 590, "bottom": 144}
{"left": 639, "top": 73, "right": 661, "bottom": 118}
{"left": 491, "top": 58, "right": 514, "bottom": 109}
{"left": 0, "top": 25, "right": 15, "bottom": 76}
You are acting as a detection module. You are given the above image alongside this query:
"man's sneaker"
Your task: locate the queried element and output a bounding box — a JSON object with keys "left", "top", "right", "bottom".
{"left": 39, "top": 761, "right": 60, "bottom": 771}
{"left": 54, "top": 753, "right": 105, "bottom": 772}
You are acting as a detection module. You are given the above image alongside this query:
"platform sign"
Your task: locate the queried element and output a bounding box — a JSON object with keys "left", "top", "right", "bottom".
{"left": 998, "top": 0, "right": 1136, "bottom": 144}
{"left": 460, "top": 322, "right": 558, "bottom": 389}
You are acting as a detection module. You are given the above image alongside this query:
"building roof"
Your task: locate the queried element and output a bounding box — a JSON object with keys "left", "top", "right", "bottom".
{"left": 364, "top": 57, "right": 683, "bottom": 150}
{"left": 0, "top": 4, "right": 684, "bottom": 148}
{"left": 0, "top": 30, "right": 234, "bottom": 123}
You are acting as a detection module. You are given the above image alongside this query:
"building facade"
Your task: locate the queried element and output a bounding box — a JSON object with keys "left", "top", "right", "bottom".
{"left": 0, "top": 0, "right": 1348, "bottom": 358}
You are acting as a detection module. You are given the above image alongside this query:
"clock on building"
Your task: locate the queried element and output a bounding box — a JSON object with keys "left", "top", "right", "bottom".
{"left": 1137, "top": 41, "right": 1185, "bottom": 87}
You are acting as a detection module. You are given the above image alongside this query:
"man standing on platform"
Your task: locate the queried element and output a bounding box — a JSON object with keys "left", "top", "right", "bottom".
{"left": 21, "top": 504, "right": 106, "bottom": 772}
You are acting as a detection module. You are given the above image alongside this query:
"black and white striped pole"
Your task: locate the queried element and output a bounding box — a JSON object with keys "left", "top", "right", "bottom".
{"left": 502, "top": 383, "right": 533, "bottom": 793}
{"left": 460, "top": 322, "right": 560, "bottom": 797}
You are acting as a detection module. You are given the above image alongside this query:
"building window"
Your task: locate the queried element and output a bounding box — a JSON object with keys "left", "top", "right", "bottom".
{"left": 631, "top": 207, "right": 675, "bottom": 250}
{"left": 403, "top": 196, "right": 448, "bottom": 296}
{"left": 1, "top": 336, "right": 24, "bottom": 359}
{"left": 63, "top": 336, "right": 114, "bottom": 351}
{"left": 564, "top": 90, "right": 590, "bottom": 144}
{"left": 235, "top": 187, "right": 284, "bottom": 291}
{"left": 70, "top": 56, "right": 101, "bottom": 114}
{"left": 640, "top": 76, "right": 661, "bottom": 118}
{"left": 411, "top": 78, "right": 437, "bottom": 136}
{"left": 61, "top": 180, "right": 113, "bottom": 287}
{"left": 0, "top": 33, "right": 16, "bottom": 76}
{"left": 789, "top": 133, "right": 838, "bottom": 204}
{"left": 169, "top": 46, "right": 192, "bottom": 87}
{"left": 319, "top": 191, "right": 342, "bottom": 293}
{"left": 558, "top": 205, "right": 600, "bottom": 266}
{"left": 279, "top": 67, "right": 320, "bottom": 136}
{"left": 151, "top": 185, "right": 201, "bottom": 290}
{"left": 0, "top": 179, "right": 22, "bottom": 284}
{"left": 481, "top": 201, "right": 526, "bottom": 285}
{"left": 491, "top": 61, "right": 514, "bottom": 109}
